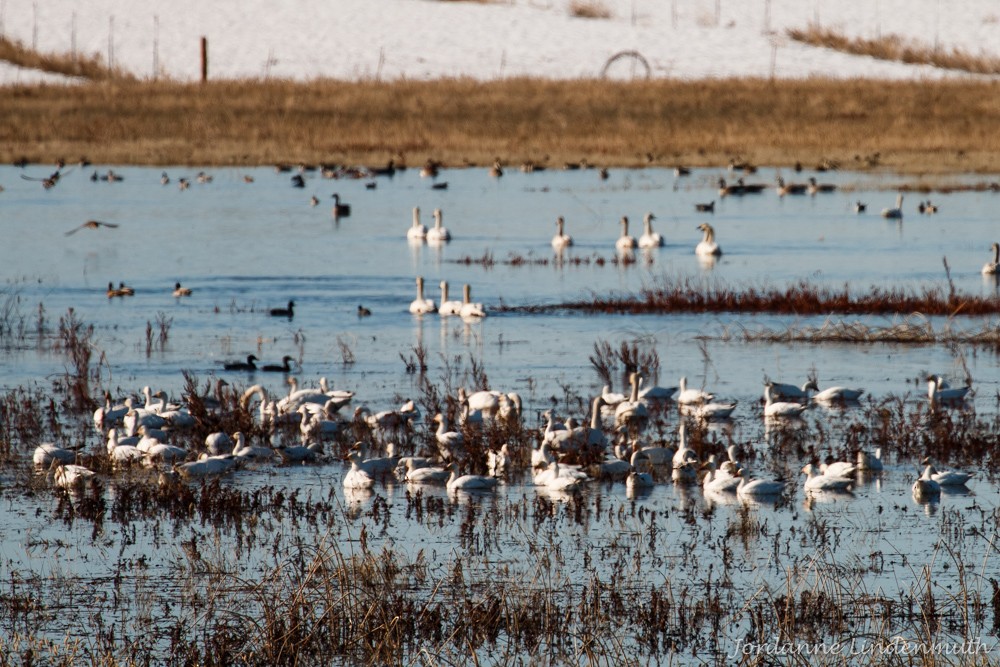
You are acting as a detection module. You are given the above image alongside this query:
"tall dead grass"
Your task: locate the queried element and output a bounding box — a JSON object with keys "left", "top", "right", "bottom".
{"left": 0, "top": 36, "right": 132, "bottom": 82}
{"left": 788, "top": 25, "right": 1000, "bottom": 75}
{"left": 3, "top": 77, "right": 1000, "bottom": 171}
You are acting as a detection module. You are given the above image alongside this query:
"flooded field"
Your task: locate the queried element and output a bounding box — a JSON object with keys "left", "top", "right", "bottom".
{"left": 2, "top": 162, "right": 1000, "bottom": 664}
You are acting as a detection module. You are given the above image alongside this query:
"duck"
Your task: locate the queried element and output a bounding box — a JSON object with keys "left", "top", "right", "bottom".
{"left": 343, "top": 451, "right": 376, "bottom": 489}
{"left": 172, "top": 282, "right": 192, "bottom": 297}
{"left": 428, "top": 282, "right": 459, "bottom": 317}
{"left": 854, "top": 201, "right": 867, "bottom": 214}
{"left": 357, "top": 305, "right": 372, "bottom": 317}
{"left": 551, "top": 216, "right": 573, "bottom": 249}
{"left": 764, "top": 384, "right": 809, "bottom": 418}
{"left": 807, "top": 177, "right": 836, "bottom": 194}
{"left": 615, "top": 216, "right": 637, "bottom": 251}
{"left": 638, "top": 212, "right": 663, "bottom": 248}
{"left": 694, "top": 201, "right": 715, "bottom": 213}
{"left": 115, "top": 281, "right": 135, "bottom": 296}
{"left": 426, "top": 208, "right": 451, "bottom": 243}
{"left": 926, "top": 375, "right": 971, "bottom": 404}
{"left": 912, "top": 463, "right": 942, "bottom": 500}
{"left": 881, "top": 194, "right": 904, "bottom": 219}
{"left": 106, "top": 281, "right": 126, "bottom": 298}
{"left": 409, "top": 276, "right": 437, "bottom": 314}
{"left": 735, "top": 468, "right": 785, "bottom": 499}
{"left": 676, "top": 376, "right": 714, "bottom": 406}
{"left": 261, "top": 355, "right": 296, "bottom": 373}
{"left": 802, "top": 463, "right": 853, "bottom": 492}
{"left": 776, "top": 176, "right": 807, "bottom": 196}
{"left": 270, "top": 300, "right": 295, "bottom": 318}
{"left": 446, "top": 462, "right": 498, "bottom": 492}
{"left": 420, "top": 160, "right": 440, "bottom": 178}
{"left": 407, "top": 206, "right": 427, "bottom": 240}
{"left": 488, "top": 158, "right": 504, "bottom": 178}
{"left": 331, "top": 193, "right": 351, "bottom": 217}
{"left": 695, "top": 223, "right": 722, "bottom": 257}
{"left": 459, "top": 284, "right": 486, "bottom": 319}
{"left": 922, "top": 458, "right": 972, "bottom": 487}
{"left": 982, "top": 243, "right": 999, "bottom": 275}
{"left": 857, "top": 448, "right": 884, "bottom": 472}
{"left": 223, "top": 354, "right": 258, "bottom": 371}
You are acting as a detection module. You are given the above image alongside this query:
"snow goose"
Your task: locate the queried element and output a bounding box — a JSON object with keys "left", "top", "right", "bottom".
{"left": 764, "top": 379, "right": 816, "bottom": 403}
{"left": 551, "top": 216, "right": 573, "bottom": 249}
{"left": 51, "top": 461, "right": 96, "bottom": 489}
{"left": 702, "top": 457, "right": 741, "bottom": 493}
{"left": 982, "top": 243, "right": 999, "bottom": 275}
{"left": 613, "top": 372, "right": 649, "bottom": 430}
{"left": 426, "top": 208, "right": 451, "bottom": 243}
{"left": 912, "top": 463, "right": 942, "bottom": 500}
{"left": 409, "top": 276, "right": 437, "bottom": 314}
{"left": 881, "top": 194, "right": 904, "bottom": 219}
{"left": 856, "top": 448, "right": 884, "bottom": 472}
{"left": 695, "top": 223, "right": 722, "bottom": 257}
{"left": 403, "top": 458, "right": 450, "bottom": 483}
{"left": 764, "top": 384, "right": 808, "bottom": 418}
{"left": 446, "top": 462, "right": 498, "bottom": 492}
{"left": 926, "top": 375, "right": 971, "bottom": 404}
{"left": 922, "top": 458, "right": 972, "bottom": 487}
{"left": 819, "top": 456, "right": 856, "bottom": 478}
{"left": 811, "top": 385, "right": 864, "bottom": 403}
{"left": 735, "top": 468, "right": 785, "bottom": 500}
{"left": 638, "top": 212, "right": 663, "bottom": 248}
{"left": 802, "top": 463, "right": 853, "bottom": 492}
{"left": 676, "top": 376, "right": 714, "bottom": 406}
{"left": 343, "top": 451, "right": 376, "bottom": 489}
{"left": 178, "top": 453, "right": 236, "bottom": 479}
{"left": 407, "top": 206, "right": 427, "bottom": 241}
{"left": 615, "top": 216, "right": 636, "bottom": 251}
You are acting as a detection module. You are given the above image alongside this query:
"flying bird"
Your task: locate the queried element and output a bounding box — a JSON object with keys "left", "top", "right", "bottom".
{"left": 65, "top": 220, "right": 120, "bottom": 236}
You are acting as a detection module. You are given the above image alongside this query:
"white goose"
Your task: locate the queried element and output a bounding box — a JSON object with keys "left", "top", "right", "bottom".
{"left": 409, "top": 276, "right": 437, "bottom": 314}
{"left": 34, "top": 443, "right": 77, "bottom": 468}
{"left": 922, "top": 458, "right": 972, "bottom": 487}
{"left": 613, "top": 371, "right": 649, "bottom": 430}
{"left": 407, "top": 206, "right": 427, "bottom": 241}
{"left": 446, "top": 462, "right": 498, "bottom": 492}
{"left": 551, "top": 216, "right": 573, "bottom": 249}
{"left": 802, "top": 463, "right": 853, "bottom": 492}
{"left": 735, "top": 468, "right": 785, "bottom": 499}
{"left": 912, "top": 463, "right": 942, "bottom": 499}
{"left": 537, "top": 460, "right": 586, "bottom": 491}
{"left": 638, "top": 212, "right": 663, "bottom": 248}
{"left": 403, "top": 458, "right": 450, "bottom": 483}
{"left": 676, "top": 376, "right": 714, "bottom": 406}
{"left": 764, "top": 384, "right": 809, "bottom": 418}
{"left": 433, "top": 413, "right": 464, "bottom": 459}
{"left": 765, "top": 379, "right": 816, "bottom": 403}
{"left": 927, "top": 375, "right": 971, "bottom": 404}
{"left": 702, "top": 457, "right": 740, "bottom": 493}
{"left": 983, "top": 243, "right": 999, "bottom": 275}
{"left": 426, "top": 208, "right": 451, "bottom": 243}
{"left": 343, "top": 451, "right": 376, "bottom": 489}
{"left": 695, "top": 222, "right": 722, "bottom": 257}
{"left": 857, "top": 448, "right": 884, "bottom": 472}
{"left": 819, "top": 457, "right": 856, "bottom": 478}
{"left": 52, "top": 461, "right": 96, "bottom": 489}
{"left": 459, "top": 284, "right": 486, "bottom": 319}
{"left": 438, "top": 281, "right": 463, "bottom": 316}
{"left": 615, "top": 216, "right": 636, "bottom": 251}
{"left": 881, "top": 194, "right": 904, "bottom": 219}
{"left": 626, "top": 450, "right": 655, "bottom": 490}
{"left": 811, "top": 384, "right": 865, "bottom": 403}
{"left": 177, "top": 453, "right": 237, "bottom": 479}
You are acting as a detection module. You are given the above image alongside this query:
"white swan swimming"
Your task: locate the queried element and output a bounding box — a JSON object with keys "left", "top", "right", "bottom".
{"left": 922, "top": 458, "right": 972, "bottom": 487}
{"left": 676, "top": 376, "right": 714, "bottom": 406}
{"left": 34, "top": 443, "right": 77, "bottom": 467}
{"left": 702, "top": 458, "right": 740, "bottom": 493}
{"left": 638, "top": 212, "right": 663, "bottom": 248}
{"left": 926, "top": 375, "right": 971, "bottom": 404}
{"left": 433, "top": 413, "right": 464, "bottom": 460}
{"left": 407, "top": 206, "right": 427, "bottom": 241}
{"left": 615, "top": 216, "right": 636, "bottom": 251}
{"left": 811, "top": 384, "right": 865, "bottom": 403}
{"left": 613, "top": 371, "right": 649, "bottom": 430}
{"left": 912, "top": 463, "right": 942, "bottom": 499}
{"left": 626, "top": 450, "right": 655, "bottom": 489}
{"left": 551, "top": 216, "right": 573, "bottom": 249}
{"left": 51, "top": 461, "right": 96, "bottom": 489}
{"left": 693, "top": 400, "right": 738, "bottom": 421}
{"left": 459, "top": 284, "right": 486, "bottom": 319}
{"left": 177, "top": 453, "right": 237, "bottom": 479}
{"left": 819, "top": 457, "right": 856, "bottom": 478}
{"left": 537, "top": 460, "right": 587, "bottom": 491}
{"left": 881, "top": 193, "right": 904, "bottom": 219}
{"left": 764, "top": 384, "right": 809, "bottom": 418}
{"left": 438, "top": 281, "right": 463, "bottom": 316}
{"left": 695, "top": 222, "right": 722, "bottom": 257}
{"left": 982, "top": 242, "right": 999, "bottom": 275}
{"left": 409, "top": 276, "right": 437, "bottom": 314}
{"left": 764, "top": 379, "right": 815, "bottom": 403}
{"left": 426, "top": 208, "right": 451, "bottom": 243}
{"left": 735, "top": 468, "right": 785, "bottom": 499}
{"left": 802, "top": 463, "right": 853, "bottom": 492}
{"left": 403, "top": 458, "right": 450, "bottom": 483}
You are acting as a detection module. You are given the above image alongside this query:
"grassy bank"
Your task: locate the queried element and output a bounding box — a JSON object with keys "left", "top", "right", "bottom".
{"left": 4, "top": 77, "right": 1000, "bottom": 172}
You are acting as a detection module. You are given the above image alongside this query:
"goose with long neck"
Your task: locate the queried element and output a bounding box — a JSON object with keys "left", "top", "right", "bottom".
{"left": 426, "top": 208, "right": 451, "bottom": 243}
{"left": 695, "top": 223, "right": 721, "bottom": 256}
{"left": 983, "top": 243, "right": 999, "bottom": 275}
{"left": 552, "top": 216, "right": 573, "bottom": 249}
{"left": 638, "top": 212, "right": 663, "bottom": 248}
{"left": 407, "top": 206, "right": 427, "bottom": 240}
{"left": 459, "top": 284, "right": 486, "bottom": 318}
{"left": 438, "top": 280, "right": 463, "bottom": 316}
{"left": 881, "top": 194, "right": 904, "bottom": 219}
{"left": 615, "top": 216, "right": 636, "bottom": 251}
{"left": 409, "top": 276, "right": 437, "bottom": 314}
{"left": 613, "top": 372, "right": 648, "bottom": 430}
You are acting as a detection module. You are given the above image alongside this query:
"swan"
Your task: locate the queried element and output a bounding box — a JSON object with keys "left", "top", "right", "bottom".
{"left": 982, "top": 243, "right": 999, "bottom": 275}
{"left": 403, "top": 458, "right": 450, "bottom": 483}
{"left": 638, "top": 212, "right": 663, "bottom": 248}
{"left": 672, "top": 423, "right": 699, "bottom": 470}
{"left": 541, "top": 410, "right": 572, "bottom": 447}
{"left": 177, "top": 453, "right": 237, "bottom": 479}
{"left": 702, "top": 458, "right": 741, "bottom": 493}
{"left": 409, "top": 276, "right": 437, "bottom": 314}
{"left": 764, "top": 384, "right": 809, "bottom": 418}
{"left": 765, "top": 379, "right": 816, "bottom": 403}
{"left": 927, "top": 375, "right": 971, "bottom": 404}
{"left": 407, "top": 206, "right": 427, "bottom": 240}
{"left": 534, "top": 459, "right": 588, "bottom": 489}
{"left": 551, "top": 216, "right": 573, "bottom": 249}
{"left": 693, "top": 400, "right": 738, "bottom": 421}
{"left": 587, "top": 457, "right": 631, "bottom": 480}
{"left": 438, "top": 281, "right": 463, "bottom": 316}
{"left": 426, "top": 208, "right": 451, "bottom": 243}
{"left": 51, "top": 461, "right": 96, "bottom": 489}
{"left": 857, "top": 448, "right": 884, "bottom": 472}
{"left": 912, "top": 463, "right": 942, "bottom": 499}
{"left": 142, "top": 442, "right": 188, "bottom": 464}
{"left": 638, "top": 382, "right": 676, "bottom": 402}
{"left": 459, "top": 284, "right": 486, "bottom": 319}
{"left": 735, "top": 468, "right": 785, "bottom": 499}
{"left": 433, "top": 413, "right": 464, "bottom": 459}
{"left": 232, "top": 432, "right": 273, "bottom": 461}
{"left": 277, "top": 378, "right": 339, "bottom": 414}
{"left": 275, "top": 443, "right": 319, "bottom": 464}
{"left": 922, "top": 458, "right": 972, "bottom": 487}
{"left": 298, "top": 405, "right": 342, "bottom": 443}
{"left": 615, "top": 216, "right": 636, "bottom": 251}
{"left": 343, "top": 451, "right": 376, "bottom": 489}
{"left": 819, "top": 457, "right": 856, "bottom": 478}
{"left": 626, "top": 450, "right": 655, "bottom": 489}
{"left": 34, "top": 443, "right": 77, "bottom": 467}
{"left": 881, "top": 194, "right": 904, "bottom": 219}
{"left": 600, "top": 384, "right": 627, "bottom": 407}
{"left": 676, "top": 376, "right": 714, "bottom": 406}
{"left": 446, "top": 463, "right": 498, "bottom": 492}
{"left": 613, "top": 371, "right": 649, "bottom": 430}
{"left": 94, "top": 391, "right": 132, "bottom": 430}
{"left": 173, "top": 282, "right": 192, "bottom": 297}
{"left": 695, "top": 223, "right": 722, "bottom": 257}
{"left": 802, "top": 463, "right": 853, "bottom": 492}
{"left": 811, "top": 385, "right": 865, "bottom": 403}
{"left": 204, "top": 431, "right": 235, "bottom": 456}
{"left": 487, "top": 444, "right": 512, "bottom": 477}
{"left": 224, "top": 354, "right": 258, "bottom": 371}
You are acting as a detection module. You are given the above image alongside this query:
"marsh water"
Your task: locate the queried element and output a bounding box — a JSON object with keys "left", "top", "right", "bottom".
{"left": 2, "top": 162, "right": 1000, "bottom": 663}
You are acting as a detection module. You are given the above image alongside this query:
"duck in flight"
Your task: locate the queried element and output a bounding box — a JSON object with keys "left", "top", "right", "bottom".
{"left": 66, "top": 220, "right": 119, "bottom": 236}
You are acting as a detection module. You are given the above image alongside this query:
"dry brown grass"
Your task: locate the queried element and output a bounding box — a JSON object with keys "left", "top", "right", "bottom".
{"left": 0, "top": 36, "right": 132, "bottom": 82}
{"left": 3, "top": 76, "right": 1000, "bottom": 171}
{"left": 569, "top": 0, "right": 612, "bottom": 19}
{"left": 788, "top": 24, "right": 1000, "bottom": 75}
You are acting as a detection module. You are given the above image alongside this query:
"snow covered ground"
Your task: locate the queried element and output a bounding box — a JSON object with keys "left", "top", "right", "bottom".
{"left": 0, "top": 0, "right": 998, "bottom": 84}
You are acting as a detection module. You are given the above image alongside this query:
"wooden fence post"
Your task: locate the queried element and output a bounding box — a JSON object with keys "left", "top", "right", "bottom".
{"left": 201, "top": 37, "right": 208, "bottom": 82}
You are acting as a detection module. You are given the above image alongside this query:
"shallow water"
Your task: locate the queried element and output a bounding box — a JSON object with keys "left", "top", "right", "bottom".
{"left": 2, "top": 162, "right": 1000, "bottom": 661}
